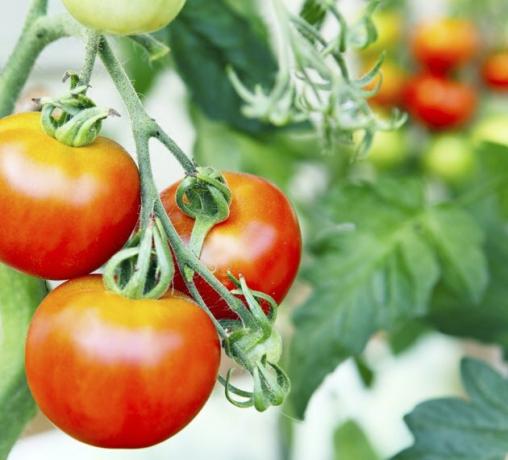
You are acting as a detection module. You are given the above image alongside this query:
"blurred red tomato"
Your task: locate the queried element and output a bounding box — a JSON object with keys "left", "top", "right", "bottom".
{"left": 412, "top": 19, "right": 478, "bottom": 74}
{"left": 364, "top": 60, "right": 407, "bottom": 107}
{"left": 404, "top": 75, "right": 477, "bottom": 130}
{"left": 482, "top": 52, "right": 508, "bottom": 90}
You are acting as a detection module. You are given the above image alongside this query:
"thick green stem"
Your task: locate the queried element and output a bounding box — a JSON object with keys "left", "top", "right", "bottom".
{"left": 79, "top": 30, "right": 100, "bottom": 87}
{"left": 0, "top": 14, "right": 77, "bottom": 117}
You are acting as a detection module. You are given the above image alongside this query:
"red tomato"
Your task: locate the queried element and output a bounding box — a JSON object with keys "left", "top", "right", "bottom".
{"left": 0, "top": 112, "right": 140, "bottom": 280}
{"left": 482, "top": 52, "right": 508, "bottom": 91}
{"left": 403, "top": 75, "right": 477, "bottom": 130}
{"left": 412, "top": 19, "right": 478, "bottom": 74}
{"left": 161, "top": 172, "right": 302, "bottom": 320}
{"left": 25, "top": 276, "right": 220, "bottom": 448}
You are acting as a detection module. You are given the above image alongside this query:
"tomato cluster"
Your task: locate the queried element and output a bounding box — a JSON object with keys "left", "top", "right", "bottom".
{"left": 0, "top": 108, "right": 301, "bottom": 446}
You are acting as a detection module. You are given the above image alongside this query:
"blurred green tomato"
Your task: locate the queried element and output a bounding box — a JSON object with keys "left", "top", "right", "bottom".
{"left": 368, "top": 130, "right": 408, "bottom": 169}
{"left": 472, "top": 114, "right": 508, "bottom": 147}
{"left": 424, "top": 135, "right": 474, "bottom": 182}
{"left": 62, "top": 0, "right": 186, "bottom": 35}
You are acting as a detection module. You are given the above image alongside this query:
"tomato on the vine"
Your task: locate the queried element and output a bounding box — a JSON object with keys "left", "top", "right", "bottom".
{"left": 0, "top": 112, "right": 140, "bottom": 280}
{"left": 364, "top": 60, "right": 407, "bottom": 107}
{"left": 403, "top": 75, "right": 477, "bottom": 130}
{"left": 61, "top": 0, "right": 186, "bottom": 35}
{"left": 412, "top": 19, "right": 478, "bottom": 74}
{"left": 25, "top": 275, "right": 220, "bottom": 448}
{"left": 161, "top": 172, "right": 302, "bottom": 320}
{"left": 361, "top": 11, "right": 402, "bottom": 56}
{"left": 482, "top": 52, "right": 508, "bottom": 91}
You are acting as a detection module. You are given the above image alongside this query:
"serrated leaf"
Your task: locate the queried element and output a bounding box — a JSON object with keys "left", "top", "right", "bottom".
{"left": 334, "top": 419, "right": 379, "bottom": 460}
{"left": 0, "top": 264, "right": 47, "bottom": 458}
{"left": 393, "top": 358, "right": 508, "bottom": 460}
{"left": 288, "top": 180, "right": 487, "bottom": 418}
{"left": 169, "top": 0, "right": 276, "bottom": 134}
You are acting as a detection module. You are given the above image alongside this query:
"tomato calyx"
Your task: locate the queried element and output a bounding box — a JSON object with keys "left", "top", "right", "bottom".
{"left": 219, "top": 275, "right": 290, "bottom": 412}
{"left": 104, "top": 217, "right": 175, "bottom": 300}
{"left": 176, "top": 166, "right": 232, "bottom": 280}
{"left": 38, "top": 72, "right": 118, "bottom": 147}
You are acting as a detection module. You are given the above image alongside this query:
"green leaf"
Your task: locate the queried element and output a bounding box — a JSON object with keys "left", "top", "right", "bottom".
{"left": 334, "top": 419, "right": 379, "bottom": 460}
{"left": 393, "top": 358, "right": 508, "bottom": 460}
{"left": 0, "top": 265, "right": 47, "bottom": 458}
{"left": 169, "top": 0, "right": 276, "bottom": 134}
{"left": 288, "top": 179, "right": 488, "bottom": 418}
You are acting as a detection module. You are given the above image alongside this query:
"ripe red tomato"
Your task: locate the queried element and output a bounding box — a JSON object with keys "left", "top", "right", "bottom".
{"left": 0, "top": 112, "right": 140, "bottom": 280}
{"left": 25, "top": 276, "right": 220, "bottom": 448}
{"left": 161, "top": 172, "right": 302, "bottom": 320}
{"left": 412, "top": 19, "right": 478, "bottom": 74}
{"left": 403, "top": 75, "right": 477, "bottom": 130}
{"left": 482, "top": 52, "right": 508, "bottom": 91}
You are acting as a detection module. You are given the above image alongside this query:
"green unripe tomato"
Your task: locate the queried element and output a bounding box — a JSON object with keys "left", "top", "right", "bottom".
{"left": 61, "top": 0, "right": 186, "bottom": 35}
{"left": 423, "top": 135, "right": 474, "bottom": 183}
{"left": 368, "top": 130, "right": 408, "bottom": 169}
{"left": 472, "top": 114, "right": 508, "bottom": 147}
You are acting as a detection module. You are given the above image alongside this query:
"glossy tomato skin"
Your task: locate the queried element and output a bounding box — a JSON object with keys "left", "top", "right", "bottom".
{"left": 161, "top": 172, "right": 302, "bottom": 320}
{"left": 482, "top": 52, "right": 508, "bottom": 91}
{"left": 412, "top": 19, "right": 478, "bottom": 74}
{"left": 25, "top": 276, "right": 220, "bottom": 448}
{"left": 0, "top": 112, "right": 140, "bottom": 280}
{"left": 403, "top": 75, "right": 477, "bottom": 130}
{"left": 62, "top": 0, "right": 186, "bottom": 35}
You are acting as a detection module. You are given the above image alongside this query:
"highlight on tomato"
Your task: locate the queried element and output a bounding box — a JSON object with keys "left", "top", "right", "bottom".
{"left": 482, "top": 52, "right": 508, "bottom": 91}
{"left": 0, "top": 112, "right": 140, "bottom": 280}
{"left": 403, "top": 74, "right": 477, "bottom": 130}
{"left": 412, "top": 18, "right": 478, "bottom": 74}
{"left": 161, "top": 171, "right": 302, "bottom": 320}
{"left": 25, "top": 275, "right": 220, "bottom": 449}
{"left": 61, "top": 0, "right": 187, "bottom": 36}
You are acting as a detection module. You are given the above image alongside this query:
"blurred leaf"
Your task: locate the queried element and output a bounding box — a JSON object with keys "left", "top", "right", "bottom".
{"left": 334, "top": 419, "right": 379, "bottom": 460}
{"left": 388, "top": 319, "right": 429, "bottom": 355}
{"left": 169, "top": 0, "right": 276, "bottom": 134}
{"left": 192, "top": 109, "right": 317, "bottom": 188}
{"left": 393, "top": 358, "right": 508, "bottom": 460}
{"left": 0, "top": 265, "right": 47, "bottom": 459}
{"left": 300, "top": 0, "right": 328, "bottom": 28}
{"left": 354, "top": 356, "right": 375, "bottom": 388}
{"left": 288, "top": 178, "right": 488, "bottom": 418}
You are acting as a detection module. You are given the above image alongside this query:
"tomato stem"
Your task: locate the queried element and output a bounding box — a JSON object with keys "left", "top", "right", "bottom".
{"left": 79, "top": 30, "right": 100, "bottom": 87}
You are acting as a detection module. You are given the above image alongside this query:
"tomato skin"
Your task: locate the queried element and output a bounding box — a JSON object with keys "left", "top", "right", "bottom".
{"left": 403, "top": 75, "right": 477, "bottom": 130}
{"left": 62, "top": 0, "right": 186, "bottom": 36}
{"left": 0, "top": 112, "right": 140, "bottom": 280}
{"left": 412, "top": 19, "right": 478, "bottom": 74}
{"left": 25, "top": 276, "right": 220, "bottom": 448}
{"left": 161, "top": 172, "right": 302, "bottom": 320}
{"left": 482, "top": 52, "right": 508, "bottom": 91}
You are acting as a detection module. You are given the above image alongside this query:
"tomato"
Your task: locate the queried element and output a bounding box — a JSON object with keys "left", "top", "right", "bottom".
{"left": 412, "top": 19, "right": 478, "bottom": 74}
{"left": 423, "top": 135, "right": 474, "bottom": 183}
{"left": 472, "top": 114, "right": 508, "bottom": 147}
{"left": 364, "top": 60, "right": 407, "bottom": 107}
{"left": 362, "top": 11, "right": 402, "bottom": 56}
{"left": 161, "top": 172, "right": 302, "bottom": 320}
{"left": 61, "top": 0, "right": 186, "bottom": 35}
{"left": 0, "top": 112, "right": 140, "bottom": 280}
{"left": 482, "top": 52, "right": 508, "bottom": 91}
{"left": 368, "top": 130, "right": 409, "bottom": 169}
{"left": 25, "top": 275, "right": 220, "bottom": 448}
{"left": 403, "top": 75, "right": 477, "bottom": 130}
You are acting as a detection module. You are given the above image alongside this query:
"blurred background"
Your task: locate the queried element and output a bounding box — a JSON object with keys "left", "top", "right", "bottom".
{"left": 3, "top": 0, "right": 508, "bottom": 459}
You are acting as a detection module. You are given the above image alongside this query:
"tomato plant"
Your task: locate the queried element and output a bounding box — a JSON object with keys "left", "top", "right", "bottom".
{"left": 25, "top": 275, "right": 220, "bottom": 448}
{"left": 482, "top": 51, "right": 508, "bottom": 90}
{"left": 412, "top": 19, "right": 478, "bottom": 74}
{"left": 403, "top": 74, "right": 477, "bottom": 130}
{"left": 61, "top": 0, "right": 186, "bottom": 35}
{"left": 0, "top": 112, "right": 140, "bottom": 280}
{"left": 364, "top": 60, "right": 407, "bottom": 107}
{"left": 161, "top": 171, "right": 302, "bottom": 319}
